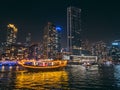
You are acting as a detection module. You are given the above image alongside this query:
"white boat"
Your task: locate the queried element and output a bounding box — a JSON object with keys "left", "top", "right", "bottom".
{"left": 68, "top": 55, "right": 98, "bottom": 65}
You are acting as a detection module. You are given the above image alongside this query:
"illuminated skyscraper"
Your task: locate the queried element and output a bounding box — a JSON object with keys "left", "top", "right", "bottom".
{"left": 6, "top": 24, "right": 18, "bottom": 45}
{"left": 5, "top": 24, "right": 18, "bottom": 60}
{"left": 67, "top": 7, "right": 81, "bottom": 54}
{"left": 43, "top": 22, "right": 61, "bottom": 59}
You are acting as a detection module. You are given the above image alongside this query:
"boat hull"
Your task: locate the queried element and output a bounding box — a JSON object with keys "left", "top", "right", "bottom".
{"left": 23, "top": 66, "right": 66, "bottom": 72}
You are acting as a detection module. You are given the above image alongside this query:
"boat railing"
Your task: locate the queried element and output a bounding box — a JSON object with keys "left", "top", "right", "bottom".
{"left": 19, "top": 59, "right": 67, "bottom": 67}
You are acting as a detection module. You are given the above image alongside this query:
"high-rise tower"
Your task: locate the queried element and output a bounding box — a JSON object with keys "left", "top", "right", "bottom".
{"left": 67, "top": 6, "right": 81, "bottom": 54}
{"left": 43, "top": 22, "right": 61, "bottom": 59}
{"left": 6, "top": 24, "right": 18, "bottom": 45}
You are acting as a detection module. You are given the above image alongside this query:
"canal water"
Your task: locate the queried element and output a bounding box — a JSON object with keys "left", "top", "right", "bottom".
{"left": 0, "top": 65, "right": 120, "bottom": 90}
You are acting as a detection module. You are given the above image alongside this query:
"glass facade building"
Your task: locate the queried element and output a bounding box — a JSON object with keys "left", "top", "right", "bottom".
{"left": 67, "top": 7, "right": 81, "bottom": 54}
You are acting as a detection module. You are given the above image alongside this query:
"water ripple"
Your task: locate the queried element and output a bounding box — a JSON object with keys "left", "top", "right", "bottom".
{"left": 0, "top": 65, "right": 120, "bottom": 89}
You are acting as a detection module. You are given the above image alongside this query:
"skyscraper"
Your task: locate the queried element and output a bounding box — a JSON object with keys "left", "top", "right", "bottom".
{"left": 43, "top": 22, "right": 61, "bottom": 59}
{"left": 6, "top": 24, "right": 18, "bottom": 45}
{"left": 67, "top": 6, "right": 81, "bottom": 54}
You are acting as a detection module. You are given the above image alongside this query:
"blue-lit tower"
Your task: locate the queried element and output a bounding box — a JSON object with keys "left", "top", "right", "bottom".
{"left": 56, "top": 26, "right": 62, "bottom": 52}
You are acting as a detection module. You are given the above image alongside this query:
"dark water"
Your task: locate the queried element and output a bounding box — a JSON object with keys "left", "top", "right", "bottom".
{"left": 0, "top": 65, "right": 120, "bottom": 90}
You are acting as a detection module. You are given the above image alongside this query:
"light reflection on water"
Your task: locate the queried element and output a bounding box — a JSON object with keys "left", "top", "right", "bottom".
{"left": 15, "top": 71, "right": 69, "bottom": 90}
{"left": 0, "top": 65, "right": 120, "bottom": 90}
{"left": 67, "top": 65, "right": 101, "bottom": 90}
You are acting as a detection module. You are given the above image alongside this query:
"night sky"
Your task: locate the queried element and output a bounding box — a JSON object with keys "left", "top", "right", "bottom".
{"left": 0, "top": 0, "right": 120, "bottom": 47}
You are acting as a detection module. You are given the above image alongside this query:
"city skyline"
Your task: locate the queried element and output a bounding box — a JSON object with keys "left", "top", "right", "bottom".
{"left": 0, "top": 0, "right": 120, "bottom": 47}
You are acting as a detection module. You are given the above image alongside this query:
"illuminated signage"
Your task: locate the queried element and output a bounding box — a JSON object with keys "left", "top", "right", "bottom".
{"left": 112, "top": 43, "right": 119, "bottom": 45}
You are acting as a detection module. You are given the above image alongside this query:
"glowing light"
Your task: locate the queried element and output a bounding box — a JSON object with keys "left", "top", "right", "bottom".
{"left": 15, "top": 71, "right": 68, "bottom": 89}
{"left": 7, "top": 24, "right": 18, "bottom": 32}
{"left": 112, "top": 43, "right": 118, "bottom": 45}
{"left": 56, "top": 26, "right": 62, "bottom": 31}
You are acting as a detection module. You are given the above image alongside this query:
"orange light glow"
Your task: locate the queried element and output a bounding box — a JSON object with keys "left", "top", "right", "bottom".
{"left": 15, "top": 71, "right": 69, "bottom": 89}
